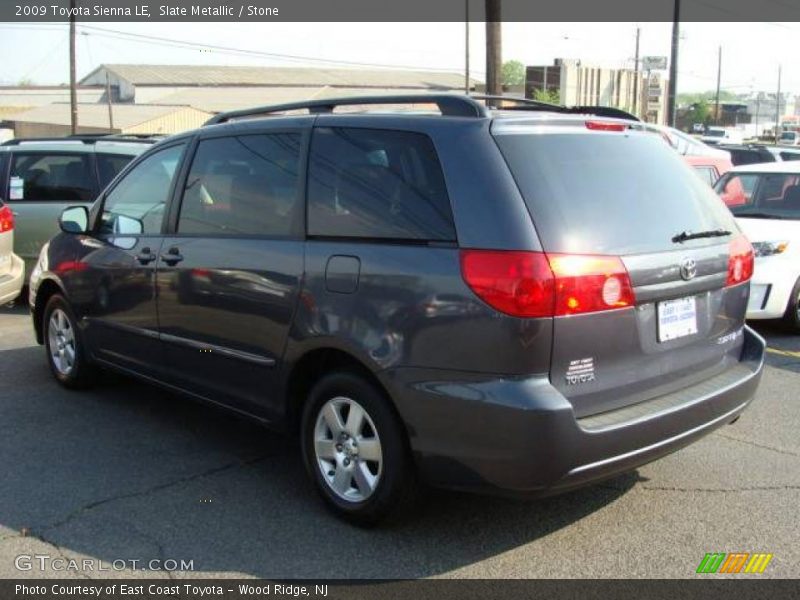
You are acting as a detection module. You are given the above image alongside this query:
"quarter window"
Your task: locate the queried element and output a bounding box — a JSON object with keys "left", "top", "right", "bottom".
{"left": 177, "top": 134, "right": 302, "bottom": 237}
{"left": 8, "top": 153, "right": 93, "bottom": 202}
{"left": 96, "top": 154, "right": 136, "bottom": 189}
{"left": 307, "top": 127, "right": 456, "bottom": 241}
{"left": 99, "top": 144, "right": 184, "bottom": 235}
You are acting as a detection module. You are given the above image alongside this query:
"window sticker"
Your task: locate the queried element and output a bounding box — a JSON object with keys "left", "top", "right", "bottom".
{"left": 9, "top": 176, "right": 23, "bottom": 200}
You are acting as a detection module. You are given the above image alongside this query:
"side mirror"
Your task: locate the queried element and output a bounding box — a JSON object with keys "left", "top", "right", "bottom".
{"left": 59, "top": 206, "right": 89, "bottom": 234}
{"left": 113, "top": 214, "right": 144, "bottom": 235}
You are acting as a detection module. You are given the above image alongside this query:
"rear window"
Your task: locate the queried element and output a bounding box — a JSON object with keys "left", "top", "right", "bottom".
{"left": 8, "top": 153, "right": 94, "bottom": 202}
{"left": 495, "top": 131, "right": 738, "bottom": 255}
{"left": 307, "top": 127, "right": 456, "bottom": 242}
{"left": 715, "top": 172, "right": 800, "bottom": 219}
{"left": 728, "top": 149, "right": 773, "bottom": 166}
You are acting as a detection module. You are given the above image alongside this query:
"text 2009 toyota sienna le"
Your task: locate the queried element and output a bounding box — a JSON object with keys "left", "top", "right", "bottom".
{"left": 29, "top": 95, "right": 765, "bottom": 524}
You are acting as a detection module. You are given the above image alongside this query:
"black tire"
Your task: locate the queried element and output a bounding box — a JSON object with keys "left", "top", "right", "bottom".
{"left": 42, "top": 294, "right": 94, "bottom": 389}
{"left": 300, "top": 371, "right": 419, "bottom": 526}
{"left": 782, "top": 277, "right": 800, "bottom": 333}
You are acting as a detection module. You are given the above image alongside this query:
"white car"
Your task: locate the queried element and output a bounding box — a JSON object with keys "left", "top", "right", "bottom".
{"left": 0, "top": 199, "right": 25, "bottom": 305}
{"left": 702, "top": 127, "right": 744, "bottom": 146}
{"left": 714, "top": 162, "right": 800, "bottom": 329}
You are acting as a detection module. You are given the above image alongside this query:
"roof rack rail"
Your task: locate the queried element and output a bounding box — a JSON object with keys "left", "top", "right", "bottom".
{"left": 2, "top": 134, "right": 160, "bottom": 146}
{"left": 469, "top": 95, "right": 641, "bottom": 122}
{"left": 204, "top": 94, "right": 488, "bottom": 125}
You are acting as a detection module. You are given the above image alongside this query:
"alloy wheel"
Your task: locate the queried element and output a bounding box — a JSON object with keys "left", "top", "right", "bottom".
{"left": 313, "top": 396, "right": 383, "bottom": 502}
{"left": 48, "top": 308, "right": 76, "bottom": 376}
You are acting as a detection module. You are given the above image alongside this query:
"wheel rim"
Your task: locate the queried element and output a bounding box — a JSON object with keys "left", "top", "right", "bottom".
{"left": 795, "top": 289, "right": 800, "bottom": 321}
{"left": 313, "top": 396, "right": 383, "bottom": 503}
{"left": 47, "top": 308, "right": 76, "bottom": 376}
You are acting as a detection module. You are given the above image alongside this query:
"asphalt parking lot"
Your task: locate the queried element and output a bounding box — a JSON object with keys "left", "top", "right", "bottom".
{"left": 0, "top": 302, "right": 798, "bottom": 579}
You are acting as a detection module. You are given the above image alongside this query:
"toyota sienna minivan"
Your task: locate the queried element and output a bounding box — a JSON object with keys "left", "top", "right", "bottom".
{"left": 29, "top": 95, "right": 766, "bottom": 524}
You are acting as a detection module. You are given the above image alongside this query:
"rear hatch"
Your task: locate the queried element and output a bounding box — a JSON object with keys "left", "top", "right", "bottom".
{"left": 493, "top": 120, "right": 750, "bottom": 417}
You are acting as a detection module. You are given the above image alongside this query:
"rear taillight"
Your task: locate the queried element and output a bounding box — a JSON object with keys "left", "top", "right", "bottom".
{"left": 548, "top": 254, "right": 635, "bottom": 316}
{"left": 0, "top": 205, "right": 13, "bottom": 233}
{"left": 460, "top": 250, "right": 635, "bottom": 318}
{"left": 726, "top": 235, "right": 754, "bottom": 287}
{"left": 459, "top": 250, "right": 555, "bottom": 318}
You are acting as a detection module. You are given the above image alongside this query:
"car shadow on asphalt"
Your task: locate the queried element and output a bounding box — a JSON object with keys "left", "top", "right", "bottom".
{"left": 0, "top": 343, "right": 637, "bottom": 579}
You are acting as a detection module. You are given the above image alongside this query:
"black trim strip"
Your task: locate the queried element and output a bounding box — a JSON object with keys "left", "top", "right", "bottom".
{"left": 159, "top": 332, "right": 276, "bottom": 367}
{"left": 86, "top": 318, "right": 276, "bottom": 367}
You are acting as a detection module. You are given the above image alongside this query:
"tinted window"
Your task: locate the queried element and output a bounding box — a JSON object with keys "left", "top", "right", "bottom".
{"left": 177, "top": 134, "right": 301, "bottom": 237}
{"left": 9, "top": 153, "right": 93, "bottom": 201}
{"left": 96, "top": 154, "right": 135, "bottom": 189}
{"left": 728, "top": 149, "right": 772, "bottom": 166}
{"left": 716, "top": 172, "right": 800, "bottom": 219}
{"left": 779, "top": 152, "right": 800, "bottom": 162}
{"left": 307, "top": 127, "right": 455, "bottom": 241}
{"left": 495, "top": 131, "right": 738, "bottom": 255}
{"left": 100, "top": 144, "right": 184, "bottom": 235}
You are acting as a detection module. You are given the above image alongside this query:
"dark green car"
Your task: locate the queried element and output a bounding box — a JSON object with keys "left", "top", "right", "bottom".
{"left": 0, "top": 136, "right": 154, "bottom": 281}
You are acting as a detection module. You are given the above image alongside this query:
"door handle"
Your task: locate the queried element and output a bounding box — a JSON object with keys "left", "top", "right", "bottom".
{"left": 135, "top": 247, "right": 157, "bottom": 265}
{"left": 160, "top": 246, "right": 184, "bottom": 266}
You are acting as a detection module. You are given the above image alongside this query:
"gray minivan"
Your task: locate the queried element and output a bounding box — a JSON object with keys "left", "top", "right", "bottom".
{"left": 29, "top": 96, "right": 765, "bottom": 524}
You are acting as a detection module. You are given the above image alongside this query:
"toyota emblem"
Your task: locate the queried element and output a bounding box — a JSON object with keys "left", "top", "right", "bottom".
{"left": 679, "top": 258, "right": 697, "bottom": 281}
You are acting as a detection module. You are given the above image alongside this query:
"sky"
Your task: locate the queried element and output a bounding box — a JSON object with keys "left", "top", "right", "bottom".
{"left": 0, "top": 21, "right": 796, "bottom": 95}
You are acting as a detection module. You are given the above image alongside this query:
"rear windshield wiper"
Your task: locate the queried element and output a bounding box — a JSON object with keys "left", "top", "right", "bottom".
{"left": 671, "top": 228, "right": 731, "bottom": 244}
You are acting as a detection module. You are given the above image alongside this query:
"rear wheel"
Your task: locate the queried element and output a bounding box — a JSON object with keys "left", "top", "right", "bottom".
{"left": 300, "top": 371, "right": 418, "bottom": 525}
{"left": 782, "top": 277, "right": 800, "bottom": 332}
{"left": 43, "top": 294, "right": 93, "bottom": 389}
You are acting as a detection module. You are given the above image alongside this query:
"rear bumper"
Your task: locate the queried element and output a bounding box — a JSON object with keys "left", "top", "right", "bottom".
{"left": 384, "top": 326, "right": 766, "bottom": 496}
{"left": 0, "top": 253, "right": 25, "bottom": 305}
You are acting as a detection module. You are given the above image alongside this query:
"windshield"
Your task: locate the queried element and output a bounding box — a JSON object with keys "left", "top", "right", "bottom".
{"left": 715, "top": 172, "right": 800, "bottom": 219}
{"left": 705, "top": 129, "right": 725, "bottom": 138}
{"left": 780, "top": 132, "right": 797, "bottom": 141}
{"left": 494, "top": 130, "right": 739, "bottom": 255}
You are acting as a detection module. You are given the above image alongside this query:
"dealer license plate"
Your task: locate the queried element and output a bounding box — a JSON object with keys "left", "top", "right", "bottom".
{"left": 657, "top": 296, "right": 698, "bottom": 342}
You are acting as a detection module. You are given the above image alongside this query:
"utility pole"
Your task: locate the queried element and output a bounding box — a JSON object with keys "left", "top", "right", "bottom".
{"left": 667, "top": 0, "right": 680, "bottom": 126}
{"left": 105, "top": 73, "right": 114, "bottom": 132}
{"left": 633, "top": 26, "right": 641, "bottom": 117}
{"left": 485, "top": 0, "right": 502, "bottom": 104}
{"left": 465, "top": 0, "right": 470, "bottom": 93}
{"left": 69, "top": 0, "right": 78, "bottom": 134}
{"left": 775, "top": 64, "right": 782, "bottom": 142}
{"left": 714, "top": 46, "right": 722, "bottom": 126}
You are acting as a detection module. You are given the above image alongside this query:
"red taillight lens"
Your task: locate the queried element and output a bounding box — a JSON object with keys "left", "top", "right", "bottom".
{"left": 460, "top": 250, "right": 636, "bottom": 318}
{"left": 460, "top": 250, "right": 555, "bottom": 318}
{"left": 726, "top": 235, "right": 754, "bottom": 287}
{"left": 548, "top": 254, "right": 635, "bottom": 316}
{"left": 585, "top": 120, "right": 627, "bottom": 132}
{"left": 53, "top": 260, "right": 88, "bottom": 274}
{"left": 0, "top": 205, "right": 13, "bottom": 233}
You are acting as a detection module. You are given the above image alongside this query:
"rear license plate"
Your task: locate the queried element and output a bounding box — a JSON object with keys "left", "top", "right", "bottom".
{"left": 657, "top": 296, "right": 698, "bottom": 342}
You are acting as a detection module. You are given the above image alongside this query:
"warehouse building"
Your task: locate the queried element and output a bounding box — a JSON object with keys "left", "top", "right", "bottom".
{"left": 5, "top": 102, "right": 212, "bottom": 138}
{"left": 79, "top": 64, "right": 474, "bottom": 112}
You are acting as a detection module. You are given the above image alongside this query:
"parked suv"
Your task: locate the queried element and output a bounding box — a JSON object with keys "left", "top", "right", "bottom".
{"left": 29, "top": 95, "right": 766, "bottom": 524}
{"left": 0, "top": 136, "right": 155, "bottom": 282}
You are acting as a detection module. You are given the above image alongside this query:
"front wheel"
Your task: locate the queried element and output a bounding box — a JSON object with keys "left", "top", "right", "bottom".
{"left": 300, "top": 371, "right": 418, "bottom": 526}
{"left": 782, "top": 277, "right": 800, "bottom": 333}
{"left": 43, "top": 294, "right": 94, "bottom": 389}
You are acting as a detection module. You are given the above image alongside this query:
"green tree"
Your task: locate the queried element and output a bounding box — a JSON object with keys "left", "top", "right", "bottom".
{"left": 690, "top": 101, "right": 711, "bottom": 126}
{"left": 501, "top": 60, "right": 525, "bottom": 86}
{"left": 533, "top": 88, "right": 561, "bottom": 105}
